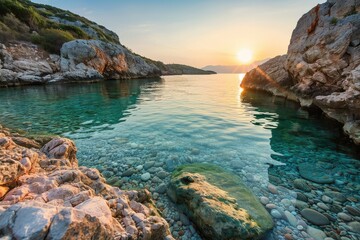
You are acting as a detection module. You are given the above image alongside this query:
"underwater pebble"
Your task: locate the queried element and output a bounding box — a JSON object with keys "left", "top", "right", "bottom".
{"left": 141, "top": 172, "right": 151, "bottom": 181}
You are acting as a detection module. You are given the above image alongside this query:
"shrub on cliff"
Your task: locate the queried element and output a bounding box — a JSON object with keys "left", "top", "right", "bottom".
{"left": 32, "top": 29, "right": 75, "bottom": 53}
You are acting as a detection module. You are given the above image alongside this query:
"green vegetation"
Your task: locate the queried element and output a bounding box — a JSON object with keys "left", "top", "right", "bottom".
{"left": 330, "top": 17, "right": 338, "bottom": 25}
{"left": 0, "top": 0, "right": 119, "bottom": 53}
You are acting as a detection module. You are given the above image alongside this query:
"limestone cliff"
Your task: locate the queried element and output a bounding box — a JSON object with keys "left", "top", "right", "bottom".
{"left": 241, "top": 0, "right": 360, "bottom": 144}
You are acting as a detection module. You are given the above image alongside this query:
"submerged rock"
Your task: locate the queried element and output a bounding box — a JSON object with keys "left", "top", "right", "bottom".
{"left": 167, "top": 163, "right": 274, "bottom": 240}
{"left": 301, "top": 208, "right": 330, "bottom": 226}
{"left": 298, "top": 163, "right": 335, "bottom": 184}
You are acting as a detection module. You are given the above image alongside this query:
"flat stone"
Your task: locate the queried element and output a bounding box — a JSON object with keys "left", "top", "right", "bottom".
{"left": 285, "top": 211, "right": 298, "bottom": 227}
{"left": 337, "top": 212, "right": 352, "bottom": 222}
{"left": 307, "top": 226, "right": 327, "bottom": 240}
{"left": 324, "top": 191, "right": 347, "bottom": 203}
{"left": 298, "top": 163, "right": 335, "bottom": 184}
{"left": 301, "top": 208, "right": 330, "bottom": 226}
{"left": 345, "top": 206, "right": 360, "bottom": 217}
{"left": 317, "top": 202, "right": 329, "bottom": 210}
{"left": 293, "top": 179, "right": 311, "bottom": 192}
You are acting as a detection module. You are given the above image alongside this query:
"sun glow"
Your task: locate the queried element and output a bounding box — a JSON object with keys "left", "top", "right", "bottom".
{"left": 237, "top": 49, "right": 253, "bottom": 64}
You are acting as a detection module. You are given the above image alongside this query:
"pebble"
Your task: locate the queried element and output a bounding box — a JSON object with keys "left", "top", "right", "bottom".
{"left": 301, "top": 208, "right": 330, "bottom": 226}
{"left": 155, "top": 183, "right": 167, "bottom": 194}
{"left": 295, "top": 200, "right": 309, "bottom": 210}
{"left": 307, "top": 226, "right": 327, "bottom": 240}
{"left": 296, "top": 192, "right": 308, "bottom": 202}
{"left": 293, "top": 179, "right": 311, "bottom": 192}
{"left": 136, "top": 165, "right": 143, "bottom": 171}
{"left": 285, "top": 211, "right": 298, "bottom": 227}
{"left": 348, "top": 221, "right": 360, "bottom": 233}
{"left": 345, "top": 206, "right": 360, "bottom": 217}
{"left": 317, "top": 202, "right": 329, "bottom": 210}
{"left": 337, "top": 212, "right": 352, "bottom": 222}
{"left": 322, "top": 195, "right": 332, "bottom": 203}
{"left": 271, "top": 209, "right": 282, "bottom": 219}
{"left": 266, "top": 204, "right": 277, "bottom": 209}
{"left": 141, "top": 172, "right": 151, "bottom": 181}
{"left": 330, "top": 204, "right": 343, "bottom": 214}
{"left": 121, "top": 168, "right": 136, "bottom": 177}
{"left": 268, "top": 184, "right": 278, "bottom": 194}
{"left": 179, "top": 213, "right": 190, "bottom": 226}
{"left": 157, "top": 171, "right": 168, "bottom": 179}
{"left": 260, "top": 196, "right": 269, "bottom": 205}
{"left": 284, "top": 233, "right": 293, "bottom": 240}
{"left": 281, "top": 199, "right": 291, "bottom": 207}
{"left": 144, "top": 161, "right": 155, "bottom": 170}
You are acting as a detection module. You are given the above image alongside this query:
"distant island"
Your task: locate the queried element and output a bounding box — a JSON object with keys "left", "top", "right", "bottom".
{"left": 202, "top": 59, "right": 269, "bottom": 73}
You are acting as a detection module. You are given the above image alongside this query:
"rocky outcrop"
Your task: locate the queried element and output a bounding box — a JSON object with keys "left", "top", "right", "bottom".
{"left": 167, "top": 164, "right": 273, "bottom": 240}
{"left": 241, "top": 0, "right": 360, "bottom": 144}
{"left": 59, "top": 40, "right": 161, "bottom": 81}
{"left": 0, "top": 126, "right": 173, "bottom": 240}
{"left": 0, "top": 40, "right": 161, "bottom": 86}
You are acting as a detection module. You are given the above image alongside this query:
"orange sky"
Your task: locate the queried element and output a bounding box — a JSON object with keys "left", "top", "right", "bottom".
{"left": 34, "top": 0, "right": 326, "bottom": 67}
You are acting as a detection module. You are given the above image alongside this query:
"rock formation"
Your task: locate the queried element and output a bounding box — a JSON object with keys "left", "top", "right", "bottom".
{"left": 167, "top": 164, "right": 274, "bottom": 240}
{"left": 0, "top": 125, "right": 173, "bottom": 240}
{"left": 241, "top": 0, "right": 360, "bottom": 144}
{"left": 0, "top": 0, "right": 213, "bottom": 87}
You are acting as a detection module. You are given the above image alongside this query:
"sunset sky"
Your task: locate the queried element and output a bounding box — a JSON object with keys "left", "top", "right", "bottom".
{"left": 33, "top": 0, "right": 326, "bottom": 67}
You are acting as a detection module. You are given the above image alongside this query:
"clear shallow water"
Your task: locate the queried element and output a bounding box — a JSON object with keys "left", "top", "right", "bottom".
{"left": 0, "top": 74, "right": 359, "bottom": 239}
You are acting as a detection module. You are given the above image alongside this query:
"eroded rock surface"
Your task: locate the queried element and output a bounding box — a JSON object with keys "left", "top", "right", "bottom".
{"left": 167, "top": 163, "right": 273, "bottom": 240}
{"left": 0, "top": 127, "right": 173, "bottom": 240}
{"left": 241, "top": 0, "right": 360, "bottom": 144}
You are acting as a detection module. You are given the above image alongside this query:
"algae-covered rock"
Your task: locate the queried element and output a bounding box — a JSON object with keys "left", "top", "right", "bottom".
{"left": 167, "top": 163, "right": 274, "bottom": 240}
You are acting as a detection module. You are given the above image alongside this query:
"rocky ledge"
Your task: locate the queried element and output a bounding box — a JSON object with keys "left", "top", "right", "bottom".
{"left": 0, "top": 126, "right": 174, "bottom": 240}
{"left": 241, "top": 0, "right": 360, "bottom": 144}
{"left": 0, "top": 40, "right": 161, "bottom": 87}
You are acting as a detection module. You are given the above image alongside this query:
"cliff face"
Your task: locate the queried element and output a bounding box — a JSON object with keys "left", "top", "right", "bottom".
{"left": 241, "top": 0, "right": 360, "bottom": 144}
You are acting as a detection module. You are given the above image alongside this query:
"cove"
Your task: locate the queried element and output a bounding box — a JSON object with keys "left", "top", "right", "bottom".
{"left": 0, "top": 74, "right": 359, "bottom": 239}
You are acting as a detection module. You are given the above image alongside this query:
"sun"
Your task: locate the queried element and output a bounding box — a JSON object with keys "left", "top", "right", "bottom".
{"left": 237, "top": 49, "right": 253, "bottom": 64}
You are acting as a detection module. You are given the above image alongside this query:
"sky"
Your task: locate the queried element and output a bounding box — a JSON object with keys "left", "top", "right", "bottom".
{"left": 32, "top": 0, "right": 326, "bottom": 68}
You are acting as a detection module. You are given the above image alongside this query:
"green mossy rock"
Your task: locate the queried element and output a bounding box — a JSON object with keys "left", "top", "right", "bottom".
{"left": 168, "top": 163, "right": 274, "bottom": 240}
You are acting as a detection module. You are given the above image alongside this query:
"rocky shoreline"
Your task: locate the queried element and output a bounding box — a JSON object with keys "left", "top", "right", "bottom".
{"left": 0, "top": 125, "right": 174, "bottom": 239}
{"left": 241, "top": 0, "right": 360, "bottom": 145}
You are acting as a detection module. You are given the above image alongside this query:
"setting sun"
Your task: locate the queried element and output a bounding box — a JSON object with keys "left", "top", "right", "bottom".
{"left": 237, "top": 49, "right": 253, "bottom": 64}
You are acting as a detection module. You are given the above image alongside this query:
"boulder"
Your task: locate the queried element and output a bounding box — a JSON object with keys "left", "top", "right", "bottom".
{"left": 241, "top": 55, "right": 298, "bottom": 101}
{"left": 60, "top": 40, "right": 161, "bottom": 80}
{"left": 41, "top": 138, "right": 77, "bottom": 167}
{"left": 168, "top": 163, "right": 273, "bottom": 240}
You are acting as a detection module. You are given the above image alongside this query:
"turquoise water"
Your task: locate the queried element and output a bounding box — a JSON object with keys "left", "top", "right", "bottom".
{"left": 0, "top": 74, "right": 359, "bottom": 239}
